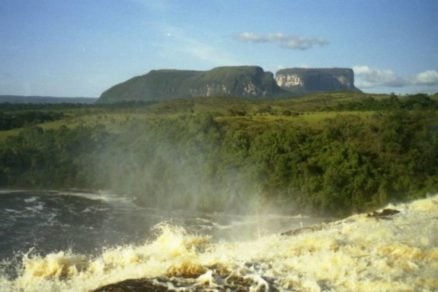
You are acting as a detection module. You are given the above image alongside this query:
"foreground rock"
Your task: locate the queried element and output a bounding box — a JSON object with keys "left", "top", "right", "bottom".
{"left": 94, "top": 271, "right": 277, "bottom": 292}
{"left": 94, "top": 278, "right": 168, "bottom": 291}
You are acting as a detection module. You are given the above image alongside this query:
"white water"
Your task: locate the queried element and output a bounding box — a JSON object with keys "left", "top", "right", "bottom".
{"left": 1, "top": 194, "right": 437, "bottom": 291}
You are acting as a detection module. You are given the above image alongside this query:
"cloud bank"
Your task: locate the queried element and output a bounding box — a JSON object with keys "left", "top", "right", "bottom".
{"left": 237, "top": 32, "right": 329, "bottom": 50}
{"left": 353, "top": 66, "right": 407, "bottom": 88}
{"left": 412, "top": 70, "right": 438, "bottom": 86}
{"left": 353, "top": 66, "right": 438, "bottom": 89}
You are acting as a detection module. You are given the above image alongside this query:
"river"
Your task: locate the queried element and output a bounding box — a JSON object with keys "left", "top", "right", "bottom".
{"left": 0, "top": 190, "right": 437, "bottom": 291}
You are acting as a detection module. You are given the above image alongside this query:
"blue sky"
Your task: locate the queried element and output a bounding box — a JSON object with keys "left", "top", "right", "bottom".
{"left": 1, "top": 0, "right": 437, "bottom": 97}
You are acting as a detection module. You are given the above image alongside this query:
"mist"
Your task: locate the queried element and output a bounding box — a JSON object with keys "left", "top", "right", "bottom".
{"left": 90, "top": 113, "right": 290, "bottom": 216}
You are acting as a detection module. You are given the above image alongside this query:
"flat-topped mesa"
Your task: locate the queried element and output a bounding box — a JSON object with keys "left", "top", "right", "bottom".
{"left": 98, "top": 66, "right": 287, "bottom": 103}
{"left": 191, "top": 66, "right": 283, "bottom": 97}
{"left": 276, "top": 68, "right": 360, "bottom": 93}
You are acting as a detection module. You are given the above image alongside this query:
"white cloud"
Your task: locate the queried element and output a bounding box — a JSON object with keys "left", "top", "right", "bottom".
{"left": 238, "top": 32, "right": 271, "bottom": 43}
{"left": 237, "top": 32, "right": 329, "bottom": 50}
{"left": 353, "top": 66, "right": 438, "bottom": 92}
{"left": 353, "top": 65, "right": 408, "bottom": 88}
{"left": 412, "top": 70, "right": 438, "bottom": 86}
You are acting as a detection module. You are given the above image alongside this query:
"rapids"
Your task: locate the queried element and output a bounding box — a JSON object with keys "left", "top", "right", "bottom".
{"left": 0, "top": 191, "right": 437, "bottom": 291}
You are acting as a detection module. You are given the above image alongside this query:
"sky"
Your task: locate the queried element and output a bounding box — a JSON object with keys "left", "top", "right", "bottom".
{"left": 1, "top": 0, "right": 437, "bottom": 97}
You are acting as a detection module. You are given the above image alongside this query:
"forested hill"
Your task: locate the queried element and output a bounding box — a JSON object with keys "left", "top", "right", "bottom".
{"left": 1, "top": 92, "right": 437, "bottom": 216}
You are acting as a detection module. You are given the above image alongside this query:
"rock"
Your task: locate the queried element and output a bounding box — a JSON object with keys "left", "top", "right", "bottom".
{"left": 367, "top": 208, "right": 400, "bottom": 220}
{"left": 93, "top": 278, "right": 168, "bottom": 292}
{"left": 93, "top": 271, "right": 278, "bottom": 291}
{"left": 98, "top": 66, "right": 362, "bottom": 103}
{"left": 98, "top": 66, "right": 288, "bottom": 103}
{"left": 275, "top": 68, "right": 360, "bottom": 94}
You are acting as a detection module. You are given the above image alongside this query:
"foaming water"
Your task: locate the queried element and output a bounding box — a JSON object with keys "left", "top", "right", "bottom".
{"left": 0, "top": 190, "right": 318, "bottom": 290}
{"left": 1, "top": 192, "right": 437, "bottom": 291}
{"left": 0, "top": 190, "right": 152, "bottom": 263}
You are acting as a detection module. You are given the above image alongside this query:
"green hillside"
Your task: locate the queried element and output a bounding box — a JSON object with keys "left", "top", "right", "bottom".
{"left": 99, "top": 70, "right": 202, "bottom": 102}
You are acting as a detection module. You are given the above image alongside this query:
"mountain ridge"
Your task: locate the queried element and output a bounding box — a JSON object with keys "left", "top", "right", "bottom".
{"left": 98, "top": 66, "right": 360, "bottom": 103}
{"left": 98, "top": 66, "right": 288, "bottom": 103}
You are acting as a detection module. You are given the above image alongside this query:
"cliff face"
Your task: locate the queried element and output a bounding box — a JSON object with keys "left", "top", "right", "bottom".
{"left": 276, "top": 68, "right": 360, "bottom": 93}
{"left": 98, "top": 66, "right": 361, "bottom": 103}
{"left": 189, "top": 66, "right": 283, "bottom": 97}
{"left": 98, "top": 66, "right": 286, "bottom": 103}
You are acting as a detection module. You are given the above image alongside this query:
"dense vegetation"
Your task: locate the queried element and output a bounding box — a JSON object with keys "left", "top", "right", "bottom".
{"left": 0, "top": 111, "right": 64, "bottom": 131}
{"left": 1, "top": 92, "right": 437, "bottom": 216}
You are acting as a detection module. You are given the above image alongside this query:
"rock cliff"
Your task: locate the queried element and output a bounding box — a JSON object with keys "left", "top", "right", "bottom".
{"left": 276, "top": 68, "right": 360, "bottom": 94}
{"left": 98, "top": 66, "right": 287, "bottom": 103}
{"left": 98, "top": 66, "right": 361, "bottom": 103}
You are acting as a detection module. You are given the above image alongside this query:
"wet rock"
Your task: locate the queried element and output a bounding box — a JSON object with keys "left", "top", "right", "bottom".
{"left": 93, "top": 278, "right": 168, "bottom": 292}
{"left": 367, "top": 208, "right": 400, "bottom": 220}
{"left": 94, "top": 269, "right": 279, "bottom": 292}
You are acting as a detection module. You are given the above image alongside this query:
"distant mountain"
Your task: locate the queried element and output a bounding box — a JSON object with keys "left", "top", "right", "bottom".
{"left": 98, "top": 66, "right": 361, "bottom": 104}
{"left": 0, "top": 95, "right": 97, "bottom": 104}
{"left": 98, "top": 66, "right": 289, "bottom": 103}
{"left": 276, "top": 68, "right": 361, "bottom": 94}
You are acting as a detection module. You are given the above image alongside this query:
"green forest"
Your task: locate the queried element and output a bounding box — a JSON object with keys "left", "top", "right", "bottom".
{"left": 1, "top": 92, "right": 437, "bottom": 216}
